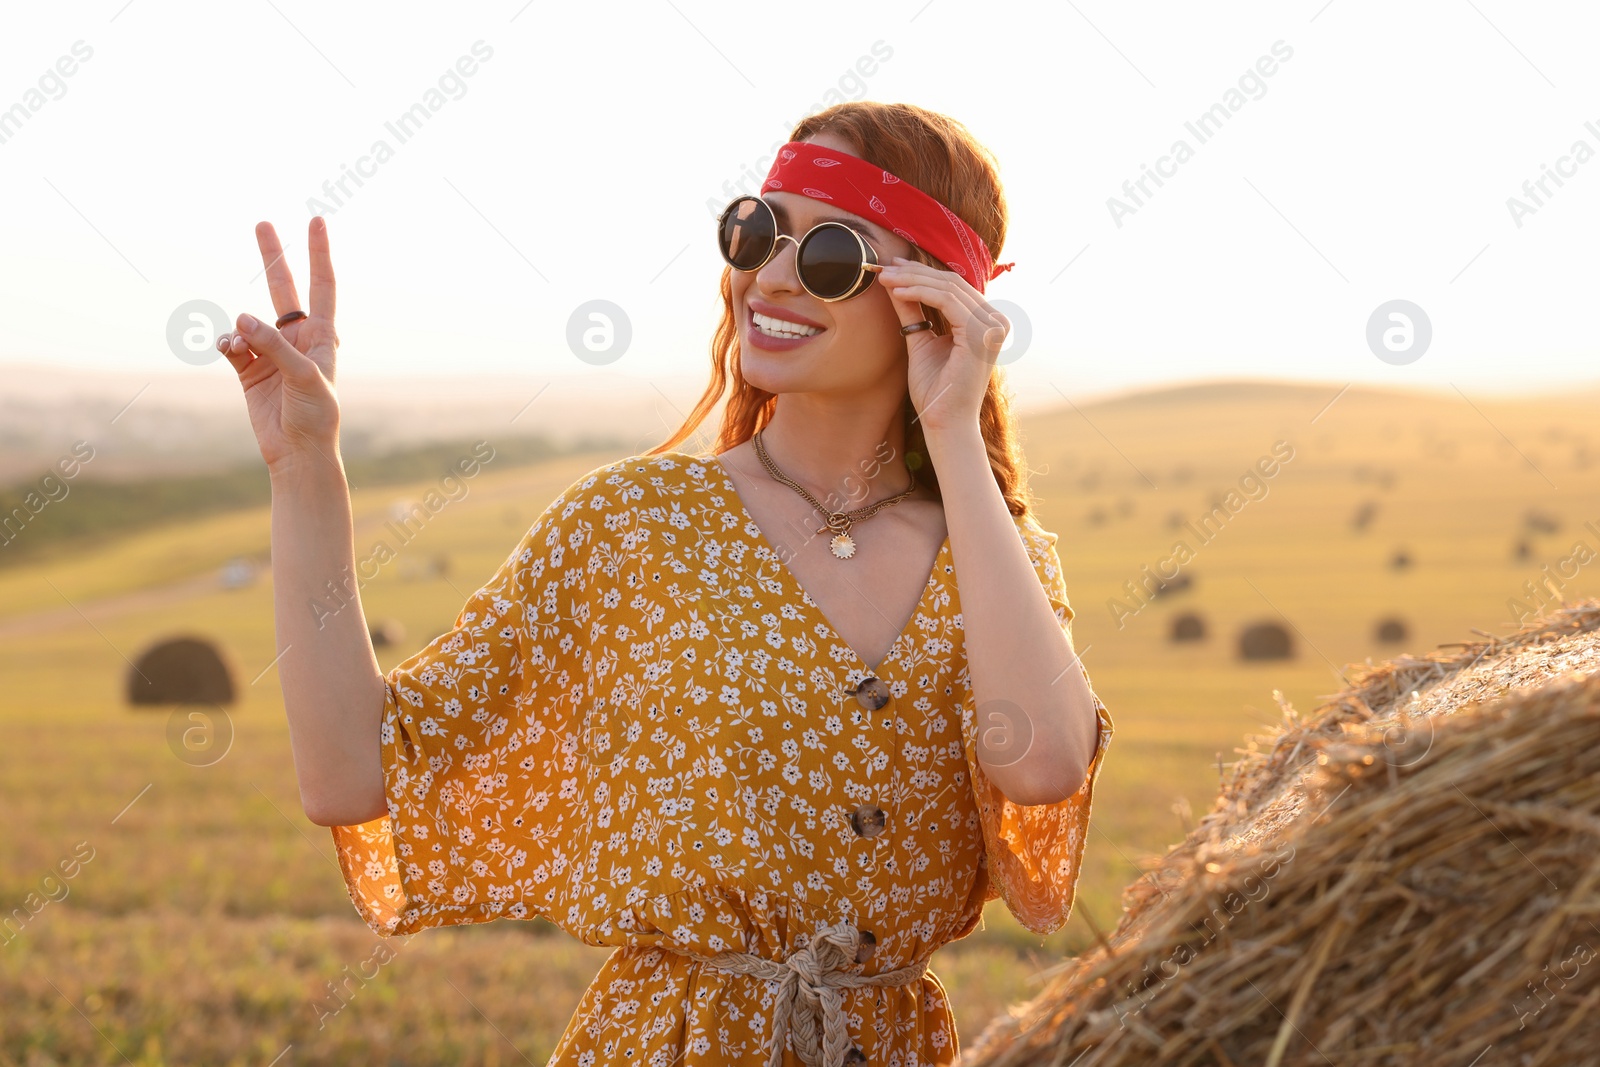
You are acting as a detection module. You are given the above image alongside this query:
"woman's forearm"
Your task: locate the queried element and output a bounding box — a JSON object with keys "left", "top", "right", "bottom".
{"left": 269, "top": 450, "right": 388, "bottom": 826}
{"left": 925, "top": 423, "right": 1101, "bottom": 806}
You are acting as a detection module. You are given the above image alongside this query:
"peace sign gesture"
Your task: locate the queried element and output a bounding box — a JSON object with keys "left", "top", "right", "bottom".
{"left": 217, "top": 217, "right": 342, "bottom": 476}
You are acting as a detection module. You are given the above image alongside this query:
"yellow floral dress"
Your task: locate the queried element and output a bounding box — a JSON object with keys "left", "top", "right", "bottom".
{"left": 331, "top": 450, "right": 1113, "bottom": 1067}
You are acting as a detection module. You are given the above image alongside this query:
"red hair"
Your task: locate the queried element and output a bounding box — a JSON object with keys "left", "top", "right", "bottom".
{"left": 647, "top": 101, "right": 1039, "bottom": 518}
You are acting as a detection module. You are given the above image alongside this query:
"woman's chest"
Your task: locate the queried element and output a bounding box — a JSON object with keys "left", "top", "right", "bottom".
{"left": 556, "top": 490, "right": 986, "bottom": 910}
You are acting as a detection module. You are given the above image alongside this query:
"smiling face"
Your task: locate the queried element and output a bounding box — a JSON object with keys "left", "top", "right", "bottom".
{"left": 731, "top": 131, "right": 924, "bottom": 396}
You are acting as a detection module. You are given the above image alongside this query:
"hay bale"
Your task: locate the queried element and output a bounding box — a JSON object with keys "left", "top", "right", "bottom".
{"left": 369, "top": 618, "right": 406, "bottom": 648}
{"left": 1350, "top": 500, "right": 1378, "bottom": 532}
{"left": 1390, "top": 547, "right": 1413, "bottom": 570}
{"left": 126, "top": 635, "right": 237, "bottom": 706}
{"left": 1149, "top": 573, "right": 1192, "bottom": 599}
{"left": 1238, "top": 621, "right": 1292, "bottom": 661}
{"left": 1374, "top": 616, "right": 1409, "bottom": 643}
{"left": 1524, "top": 509, "right": 1561, "bottom": 535}
{"left": 959, "top": 601, "right": 1600, "bottom": 1067}
{"left": 1169, "top": 613, "right": 1206, "bottom": 643}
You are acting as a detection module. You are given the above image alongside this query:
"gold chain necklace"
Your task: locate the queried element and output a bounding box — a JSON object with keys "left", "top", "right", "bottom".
{"left": 752, "top": 428, "right": 918, "bottom": 561}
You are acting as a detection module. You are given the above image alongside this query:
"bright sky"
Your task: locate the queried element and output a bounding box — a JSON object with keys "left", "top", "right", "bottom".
{"left": 2, "top": 0, "right": 1597, "bottom": 407}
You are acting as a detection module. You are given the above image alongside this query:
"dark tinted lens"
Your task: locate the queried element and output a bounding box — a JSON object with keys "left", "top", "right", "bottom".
{"left": 798, "top": 224, "right": 866, "bottom": 299}
{"left": 719, "top": 198, "right": 775, "bottom": 271}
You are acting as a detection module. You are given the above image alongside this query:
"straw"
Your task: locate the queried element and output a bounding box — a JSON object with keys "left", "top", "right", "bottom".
{"left": 959, "top": 600, "right": 1600, "bottom": 1067}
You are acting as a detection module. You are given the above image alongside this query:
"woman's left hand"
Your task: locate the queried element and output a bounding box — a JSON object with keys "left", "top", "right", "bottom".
{"left": 877, "top": 256, "right": 1011, "bottom": 436}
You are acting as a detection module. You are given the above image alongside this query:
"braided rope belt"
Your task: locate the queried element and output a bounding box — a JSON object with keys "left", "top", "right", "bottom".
{"left": 680, "top": 921, "right": 931, "bottom": 1067}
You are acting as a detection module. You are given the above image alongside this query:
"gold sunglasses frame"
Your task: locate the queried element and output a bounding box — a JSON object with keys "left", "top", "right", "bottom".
{"left": 715, "top": 195, "right": 880, "bottom": 303}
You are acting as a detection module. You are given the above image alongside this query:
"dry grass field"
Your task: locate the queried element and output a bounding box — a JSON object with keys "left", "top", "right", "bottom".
{"left": 2, "top": 379, "right": 1597, "bottom": 1065}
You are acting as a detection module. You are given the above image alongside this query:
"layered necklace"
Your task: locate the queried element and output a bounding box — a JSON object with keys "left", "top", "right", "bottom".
{"left": 752, "top": 428, "right": 919, "bottom": 561}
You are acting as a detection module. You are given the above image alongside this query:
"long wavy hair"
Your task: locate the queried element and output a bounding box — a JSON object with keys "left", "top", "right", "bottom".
{"left": 646, "top": 101, "right": 1039, "bottom": 519}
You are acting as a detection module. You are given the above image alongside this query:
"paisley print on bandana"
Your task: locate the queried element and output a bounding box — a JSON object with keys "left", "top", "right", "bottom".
{"left": 760, "top": 141, "right": 1015, "bottom": 292}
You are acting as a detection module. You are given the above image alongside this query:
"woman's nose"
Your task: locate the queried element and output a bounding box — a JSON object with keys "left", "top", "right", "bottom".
{"left": 756, "top": 235, "right": 803, "bottom": 294}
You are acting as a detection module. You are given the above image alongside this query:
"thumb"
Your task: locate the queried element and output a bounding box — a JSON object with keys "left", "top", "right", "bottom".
{"left": 236, "top": 313, "right": 319, "bottom": 383}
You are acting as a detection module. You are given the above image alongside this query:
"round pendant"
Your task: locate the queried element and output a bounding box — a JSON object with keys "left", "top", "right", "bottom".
{"left": 830, "top": 532, "right": 856, "bottom": 559}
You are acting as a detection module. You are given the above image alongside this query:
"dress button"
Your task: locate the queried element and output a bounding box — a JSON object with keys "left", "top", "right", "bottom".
{"left": 853, "top": 676, "right": 890, "bottom": 711}
{"left": 850, "top": 803, "right": 886, "bottom": 838}
{"left": 844, "top": 1049, "right": 866, "bottom": 1066}
{"left": 855, "top": 929, "right": 877, "bottom": 963}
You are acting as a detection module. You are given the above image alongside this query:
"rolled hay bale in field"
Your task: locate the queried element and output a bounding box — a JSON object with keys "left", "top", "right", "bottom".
{"left": 398, "top": 552, "right": 451, "bottom": 582}
{"left": 1374, "top": 615, "right": 1409, "bottom": 644}
{"left": 126, "top": 635, "right": 237, "bottom": 706}
{"left": 368, "top": 618, "right": 406, "bottom": 648}
{"left": 1150, "top": 572, "right": 1192, "bottom": 599}
{"left": 1238, "top": 621, "right": 1292, "bottom": 661}
{"left": 1524, "top": 508, "right": 1562, "bottom": 535}
{"left": 1169, "top": 612, "right": 1206, "bottom": 643}
{"left": 958, "top": 600, "right": 1600, "bottom": 1067}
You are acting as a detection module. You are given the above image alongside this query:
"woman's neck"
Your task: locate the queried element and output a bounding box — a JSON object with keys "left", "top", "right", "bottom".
{"left": 748, "top": 396, "right": 915, "bottom": 508}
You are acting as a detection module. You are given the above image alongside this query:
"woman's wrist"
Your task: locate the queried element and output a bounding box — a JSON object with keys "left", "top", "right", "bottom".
{"left": 268, "top": 442, "right": 348, "bottom": 493}
{"left": 921, "top": 420, "right": 986, "bottom": 465}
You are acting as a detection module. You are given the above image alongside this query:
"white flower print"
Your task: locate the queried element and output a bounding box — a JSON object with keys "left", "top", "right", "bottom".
{"left": 328, "top": 451, "right": 1114, "bottom": 1067}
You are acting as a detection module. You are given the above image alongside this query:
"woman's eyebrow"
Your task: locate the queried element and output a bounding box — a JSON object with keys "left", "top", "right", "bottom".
{"left": 767, "top": 199, "right": 882, "bottom": 239}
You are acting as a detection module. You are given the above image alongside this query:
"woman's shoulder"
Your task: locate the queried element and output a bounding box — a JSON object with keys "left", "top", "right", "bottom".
{"left": 529, "top": 450, "right": 722, "bottom": 536}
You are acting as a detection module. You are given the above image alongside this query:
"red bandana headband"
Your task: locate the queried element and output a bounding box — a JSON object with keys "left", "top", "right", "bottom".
{"left": 760, "top": 140, "right": 1014, "bottom": 294}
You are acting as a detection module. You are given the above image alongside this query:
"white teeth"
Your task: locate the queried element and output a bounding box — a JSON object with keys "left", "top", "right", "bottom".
{"left": 753, "top": 311, "right": 821, "bottom": 337}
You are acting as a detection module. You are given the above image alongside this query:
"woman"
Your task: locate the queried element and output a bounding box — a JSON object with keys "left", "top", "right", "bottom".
{"left": 218, "top": 100, "right": 1113, "bottom": 1067}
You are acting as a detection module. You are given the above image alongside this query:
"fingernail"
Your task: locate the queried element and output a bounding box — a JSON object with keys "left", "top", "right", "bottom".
{"left": 239, "top": 313, "right": 257, "bottom": 330}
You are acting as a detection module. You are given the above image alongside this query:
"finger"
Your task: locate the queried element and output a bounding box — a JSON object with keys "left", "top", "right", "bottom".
{"left": 885, "top": 256, "right": 985, "bottom": 299}
{"left": 307, "top": 215, "right": 336, "bottom": 322}
{"left": 878, "top": 270, "right": 947, "bottom": 331}
{"left": 217, "top": 332, "right": 260, "bottom": 376}
{"left": 235, "top": 312, "right": 319, "bottom": 383}
{"left": 889, "top": 265, "right": 993, "bottom": 336}
{"left": 893, "top": 283, "right": 1005, "bottom": 359}
{"left": 216, "top": 331, "right": 251, "bottom": 358}
{"left": 883, "top": 278, "right": 982, "bottom": 332}
{"left": 255, "top": 221, "right": 304, "bottom": 319}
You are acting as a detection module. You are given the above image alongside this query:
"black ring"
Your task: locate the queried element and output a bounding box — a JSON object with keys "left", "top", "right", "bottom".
{"left": 900, "top": 320, "right": 934, "bottom": 336}
{"left": 275, "top": 310, "right": 308, "bottom": 328}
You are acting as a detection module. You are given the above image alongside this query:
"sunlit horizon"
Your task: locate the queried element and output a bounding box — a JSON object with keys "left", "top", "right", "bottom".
{"left": 3, "top": 1, "right": 1596, "bottom": 406}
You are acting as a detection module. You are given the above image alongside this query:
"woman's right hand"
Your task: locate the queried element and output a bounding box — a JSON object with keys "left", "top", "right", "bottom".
{"left": 218, "top": 217, "right": 342, "bottom": 477}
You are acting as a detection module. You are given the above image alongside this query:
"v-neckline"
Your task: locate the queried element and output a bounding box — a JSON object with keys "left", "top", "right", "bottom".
{"left": 694, "top": 452, "right": 950, "bottom": 677}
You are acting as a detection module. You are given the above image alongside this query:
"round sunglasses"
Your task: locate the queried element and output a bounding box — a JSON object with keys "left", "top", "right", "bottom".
{"left": 715, "top": 195, "right": 880, "bottom": 302}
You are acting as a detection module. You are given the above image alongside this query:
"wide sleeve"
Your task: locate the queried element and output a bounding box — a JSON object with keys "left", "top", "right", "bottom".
{"left": 329, "top": 476, "right": 602, "bottom": 937}
{"left": 961, "top": 513, "right": 1115, "bottom": 935}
